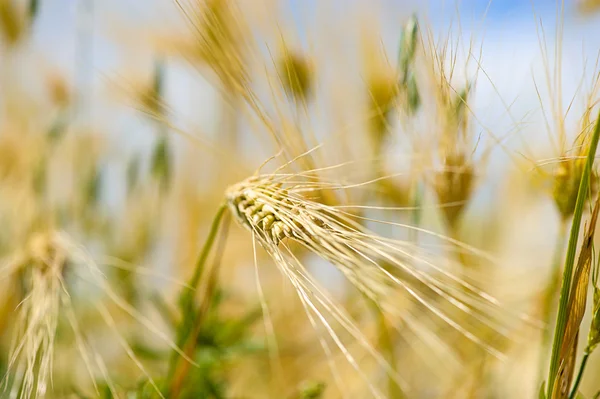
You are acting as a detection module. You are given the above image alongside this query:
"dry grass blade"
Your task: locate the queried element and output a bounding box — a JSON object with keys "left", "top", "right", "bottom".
{"left": 547, "top": 109, "right": 600, "bottom": 397}
{"left": 551, "top": 192, "right": 600, "bottom": 399}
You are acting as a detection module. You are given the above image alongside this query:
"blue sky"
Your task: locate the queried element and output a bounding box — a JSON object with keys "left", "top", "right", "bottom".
{"left": 459, "top": 0, "right": 558, "bottom": 16}
{"left": 26, "top": 0, "right": 600, "bottom": 160}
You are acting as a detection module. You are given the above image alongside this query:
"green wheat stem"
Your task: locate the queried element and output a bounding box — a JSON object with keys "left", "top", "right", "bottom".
{"left": 187, "top": 203, "right": 228, "bottom": 292}
{"left": 367, "top": 298, "right": 404, "bottom": 399}
{"left": 165, "top": 203, "right": 228, "bottom": 387}
{"left": 409, "top": 180, "right": 423, "bottom": 243}
{"left": 537, "top": 219, "right": 568, "bottom": 384}
{"left": 569, "top": 349, "right": 590, "bottom": 399}
{"left": 547, "top": 110, "right": 600, "bottom": 397}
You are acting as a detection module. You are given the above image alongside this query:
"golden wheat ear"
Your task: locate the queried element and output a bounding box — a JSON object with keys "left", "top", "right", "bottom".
{"left": 0, "top": 232, "right": 67, "bottom": 399}
{"left": 0, "top": 231, "right": 201, "bottom": 398}
{"left": 224, "top": 171, "right": 537, "bottom": 393}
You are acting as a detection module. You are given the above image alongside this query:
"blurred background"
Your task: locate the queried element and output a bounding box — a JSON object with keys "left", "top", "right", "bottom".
{"left": 2, "top": 0, "right": 600, "bottom": 398}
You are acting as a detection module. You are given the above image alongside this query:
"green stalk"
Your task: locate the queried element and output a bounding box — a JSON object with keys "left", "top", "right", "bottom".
{"left": 569, "top": 350, "right": 590, "bottom": 399}
{"left": 380, "top": 320, "right": 402, "bottom": 398}
{"left": 409, "top": 180, "right": 423, "bottom": 244}
{"left": 367, "top": 298, "right": 404, "bottom": 399}
{"left": 165, "top": 203, "right": 228, "bottom": 389}
{"left": 546, "top": 110, "right": 600, "bottom": 397}
{"left": 537, "top": 220, "right": 568, "bottom": 384}
{"left": 188, "top": 203, "right": 228, "bottom": 291}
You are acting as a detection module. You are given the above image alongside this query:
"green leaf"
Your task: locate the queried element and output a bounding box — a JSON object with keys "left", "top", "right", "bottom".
{"left": 299, "top": 381, "right": 326, "bottom": 399}
{"left": 29, "top": 0, "right": 39, "bottom": 21}
{"left": 398, "top": 15, "right": 419, "bottom": 83}
{"left": 540, "top": 381, "right": 547, "bottom": 399}
{"left": 406, "top": 72, "right": 420, "bottom": 114}
{"left": 150, "top": 135, "right": 171, "bottom": 191}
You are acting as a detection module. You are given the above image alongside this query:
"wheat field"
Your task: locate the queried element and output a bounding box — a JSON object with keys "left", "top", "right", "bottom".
{"left": 1, "top": 0, "right": 600, "bottom": 398}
